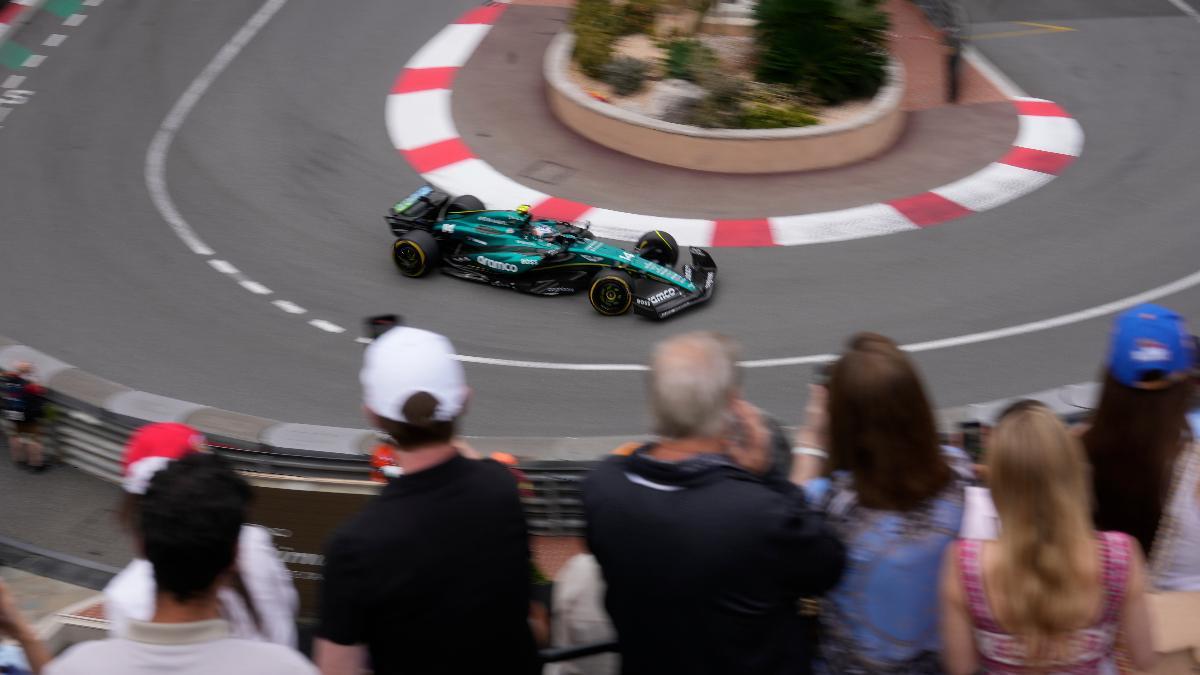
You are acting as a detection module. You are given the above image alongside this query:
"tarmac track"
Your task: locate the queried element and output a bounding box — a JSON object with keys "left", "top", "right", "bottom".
{"left": 2, "top": 0, "right": 1200, "bottom": 437}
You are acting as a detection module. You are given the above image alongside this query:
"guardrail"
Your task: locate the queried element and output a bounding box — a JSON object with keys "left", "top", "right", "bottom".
{"left": 4, "top": 334, "right": 1103, "bottom": 540}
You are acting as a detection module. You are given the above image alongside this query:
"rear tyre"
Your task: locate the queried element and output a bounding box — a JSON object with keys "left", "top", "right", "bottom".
{"left": 635, "top": 230, "right": 679, "bottom": 267}
{"left": 393, "top": 230, "right": 439, "bottom": 278}
{"left": 447, "top": 194, "right": 485, "bottom": 213}
{"left": 588, "top": 269, "right": 634, "bottom": 316}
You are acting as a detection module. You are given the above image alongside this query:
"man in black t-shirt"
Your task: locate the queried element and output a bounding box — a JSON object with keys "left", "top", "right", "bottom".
{"left": 313, "top": 328, "right": 537, "bottom": 675}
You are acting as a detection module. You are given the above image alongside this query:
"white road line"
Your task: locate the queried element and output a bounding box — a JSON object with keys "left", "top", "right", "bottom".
{"left": 354, "top": 337, "right": 374, "bottom": 345}
{"left": 207, "top": 259, "right": 238, "bottom": 274}
{"left": 309, "top": 320, "right": 346, "bottom": 334}
{"left": 445, "top": 268, "right": 1200, "bottom": 371}
{"left": 42, "top": 34, "right": 66, "bottom": 47}
{"left": 83, "top": 0, "right": 104, "bottom": 6}
{"left": 1, "top": 75, "right": 24, "bottom": 88}
{"left": 238, "top": 280, "right": 272, "bottom": 295}
{"left": 62, "top": 13, "right": 86, "bottom": 26}
{"left": 272, "top": 300, "right": 306, "bottom": 315}
{"left": 144, "top": 0, "right": 290, "bottom": 257}
{"left": 1167, "top": 0, "right": 1200, "bottom": 23}
{"left": 22, "top": 54, "right": 45, "bottom": 68}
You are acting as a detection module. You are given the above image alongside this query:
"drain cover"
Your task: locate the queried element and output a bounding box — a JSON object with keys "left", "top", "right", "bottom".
{"left": 521, "top": 160, "right": 575, "bottom": 185}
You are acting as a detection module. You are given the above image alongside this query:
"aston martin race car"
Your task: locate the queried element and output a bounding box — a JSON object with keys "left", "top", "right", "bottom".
{"left": 384, "top": 186, "right": 716, "bottom": 319}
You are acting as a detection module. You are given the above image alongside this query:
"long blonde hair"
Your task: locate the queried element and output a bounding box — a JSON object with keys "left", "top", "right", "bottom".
{"left": 987, "top": 404, "right": 1100, "bottom": 661}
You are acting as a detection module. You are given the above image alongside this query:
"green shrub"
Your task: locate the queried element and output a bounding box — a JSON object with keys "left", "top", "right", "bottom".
{"left": 572, "top": 0, "right": 620, "bottom": 32}
{"left": 575, "top": 29, "right": 618, "bottom": 78}
{"left": 664, "top": 38, "right": 717, "bottom": 81}
{"left": 686, "top": 72, "right": 747, "bottom": 128}
{"left": 572, "top": 0, "right": 624, "bottom": 78}
{"left": 602, "top": 56, "right": 649, "bottom": 96}
{"left": 740, "top": 103, "right": 819, "bottom": 128}
{"left": 754, "top": 0, "right": 889, "bottom": 105}
{"left": 620, "top": 0, "right": 659, "bottom": 34}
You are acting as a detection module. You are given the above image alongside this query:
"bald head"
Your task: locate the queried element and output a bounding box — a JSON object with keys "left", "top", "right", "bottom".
{"left": 648, "top": 332, "right": 740, "bottom": 439}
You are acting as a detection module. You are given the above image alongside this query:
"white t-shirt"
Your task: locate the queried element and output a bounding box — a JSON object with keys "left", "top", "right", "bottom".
{"left": 104, "top": 525, "right": 298, "bottom": 646}
{"left": 46, "top": 619, "right": 315, "bottom": 675}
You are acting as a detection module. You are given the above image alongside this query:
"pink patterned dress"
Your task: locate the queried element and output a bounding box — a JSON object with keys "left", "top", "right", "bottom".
{"left": 958, "top": 532, "right": 1132, "bottom": 674}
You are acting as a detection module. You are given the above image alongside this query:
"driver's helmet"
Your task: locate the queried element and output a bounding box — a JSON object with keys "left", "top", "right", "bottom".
{"left": 516, "top": 204, "right": 532, "bottom": 220}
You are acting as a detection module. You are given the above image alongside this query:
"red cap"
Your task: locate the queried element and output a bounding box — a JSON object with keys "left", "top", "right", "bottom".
{"left": 122, "top": 423, "right": 206, "bottom": 494}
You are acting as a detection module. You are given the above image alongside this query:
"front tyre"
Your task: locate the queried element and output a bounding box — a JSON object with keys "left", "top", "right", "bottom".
{"left": 588, "top": 269, "right": 634, "bottom": 316}
{"left": 393, "top": 230, "right": 439, "bottom": 278}
{"left": 446, "top": 194, "right": 485, "bottom": 213}
{"left": 635, "top": 230, "right": 679, "bottom": 267}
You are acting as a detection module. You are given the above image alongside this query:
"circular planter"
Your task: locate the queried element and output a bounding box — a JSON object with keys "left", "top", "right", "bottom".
{"left": 545, "top": 32, "right": 907, "bottom": 174}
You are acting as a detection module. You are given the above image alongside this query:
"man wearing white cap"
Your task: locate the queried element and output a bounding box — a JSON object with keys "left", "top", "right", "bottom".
{"left": 314, "top": 327, "right": 538, "bottom": 675}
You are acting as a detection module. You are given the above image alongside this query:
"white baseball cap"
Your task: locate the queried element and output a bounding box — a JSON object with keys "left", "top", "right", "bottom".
{"left": 361, "top": 327, "right": 468, "bottom": 424}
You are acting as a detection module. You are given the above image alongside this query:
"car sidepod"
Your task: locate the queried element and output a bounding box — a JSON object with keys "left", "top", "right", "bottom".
{"left": 633, "top": 247, "right": 717, "bottom": 320}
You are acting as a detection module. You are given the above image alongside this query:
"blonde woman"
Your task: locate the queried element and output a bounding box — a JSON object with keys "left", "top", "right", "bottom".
{"left": 939, "top": 403, "right": 1155, "bottom": 674}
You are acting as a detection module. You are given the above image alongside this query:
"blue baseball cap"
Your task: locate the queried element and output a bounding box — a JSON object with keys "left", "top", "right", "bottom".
{"left": 1108, "top": 303, "right": 1195, "bottom": 389}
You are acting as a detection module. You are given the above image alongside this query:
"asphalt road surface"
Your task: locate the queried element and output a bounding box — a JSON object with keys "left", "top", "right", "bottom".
{"left": 2, "top": 0, "right": 1200, "bottom": 437}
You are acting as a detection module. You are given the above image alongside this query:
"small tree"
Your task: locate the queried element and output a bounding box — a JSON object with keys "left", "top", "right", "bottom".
{"left": 754, "top": 0, "right": 889, "bottom": 105}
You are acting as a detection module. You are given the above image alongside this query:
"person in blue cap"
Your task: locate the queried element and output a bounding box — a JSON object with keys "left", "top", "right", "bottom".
{"left": 1082, "top": 303, "right": 1200, "bottom": 591}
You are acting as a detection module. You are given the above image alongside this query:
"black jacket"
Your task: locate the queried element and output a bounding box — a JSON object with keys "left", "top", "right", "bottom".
{"left": 583, "top": 448, "right": 845, "bottom": 675}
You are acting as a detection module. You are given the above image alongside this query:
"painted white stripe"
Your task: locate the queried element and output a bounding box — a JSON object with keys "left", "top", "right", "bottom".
{"left": 83, "top": 0, "right": 104, "bottom": 6}
{"left": 453, "top": 266, "right": 1200, "bottom": 371}
{"left": 455, "top": 353, "right": 647, "bottom": 371}
{"left": 145, "top": 0, "right": 289, "bottom": 257}
{"left": 42, "top": 34, "right": 67, "bottom": 47}
{"left": 1014, "top": 115, "right": 1084, "bottom": 157}
{"left": 386, "top": 90, "right": 458, "bottom": 150}
{"left": 207, "top": 259, "right": 238, "bottom": 274}
{"left": 62, "top": 13, "right": 86, "bottom": 26}
{"left": 22, "top": 54, "right": 46, "bottom": 68}
{"left": 584, "top": 208, "right": 715, "bottom": 247}
{"left": 769, "top": 203, "right": 917, "bottom": 246}
{"left": 404, "top": 24, "right": 491, "bottom": 70}
{"left": 272, "top": 300, "right": 306, "bottom": 314}
{"left": 2, "top": 75, "right": 25, "bottom": 88}
{"left": 14, "top": 0, "right": 40, "bottom": 6}
{"left": 931, "top": 162, "right": 1057, "bottom": 213}
{"left": 962, "top": 46, "right": 1028, "bottom": 99}
{"left": 423, "top": 158, "right": 549, "bottom": 206}
{"left": 238, "top": 280, "right": 272, "bottom": 295}
{"left": 1167, "top": 0, "right": 1200, "bottom": 23}
{"left": 355, "top": 337, "right": 374, "bottom": 345}
{"left": 309, "top": 320, "right": 346, "bottom": 333}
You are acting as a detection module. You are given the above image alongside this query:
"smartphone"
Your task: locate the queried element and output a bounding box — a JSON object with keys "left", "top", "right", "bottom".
{"left": 364, "top": 314, "right": 402, "bottom": 341}
{"left": 961, "top": 421, "right": 984, "bottom": 462}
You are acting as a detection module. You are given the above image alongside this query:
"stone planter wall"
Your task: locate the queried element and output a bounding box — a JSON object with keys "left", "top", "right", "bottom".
{"left": 545, "top": 33, "right": 906, "bottom": 174}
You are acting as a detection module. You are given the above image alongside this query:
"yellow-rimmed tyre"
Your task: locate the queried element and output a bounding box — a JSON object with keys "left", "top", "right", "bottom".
{"left": 635, "top": 230, "right": 679, "bottom": 267}
{"left": 392, "top": 230, "right": 439, "bottom": 278}
{"left": 589, "top": 269, "right": 634, "bottom": 316}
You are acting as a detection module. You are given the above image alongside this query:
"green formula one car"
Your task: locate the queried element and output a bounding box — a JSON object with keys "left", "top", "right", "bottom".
{"left": 385, "top": 186, "right": 717, "bottom": 319}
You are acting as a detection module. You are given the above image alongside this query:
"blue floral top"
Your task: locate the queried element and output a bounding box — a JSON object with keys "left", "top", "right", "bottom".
{"left": 804, "top": 447, "right": 973, "bottom": 674}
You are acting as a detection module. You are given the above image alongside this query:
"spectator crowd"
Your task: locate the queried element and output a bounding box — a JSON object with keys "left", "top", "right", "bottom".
{"left": 0, "top": 302, "right": 1198, "bottom": 674}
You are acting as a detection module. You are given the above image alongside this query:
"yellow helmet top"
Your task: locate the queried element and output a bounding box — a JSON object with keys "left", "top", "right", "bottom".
{"left": 516, "top": 204, "right": 531, "bottom": 215}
